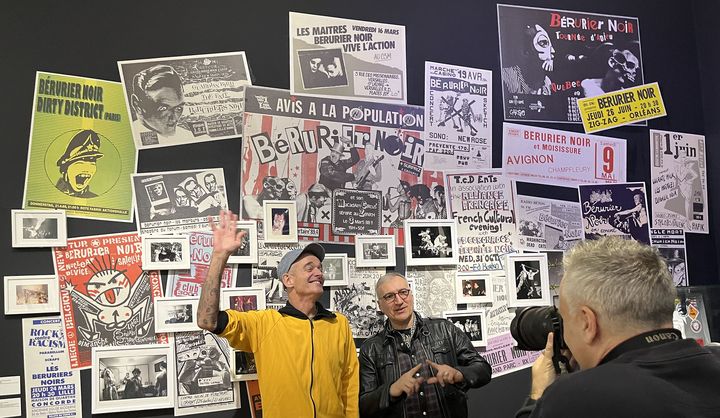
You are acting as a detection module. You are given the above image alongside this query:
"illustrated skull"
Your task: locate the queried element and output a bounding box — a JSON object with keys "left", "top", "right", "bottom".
{"left": 609, "top": 49, "right": 639, "bottom": 83}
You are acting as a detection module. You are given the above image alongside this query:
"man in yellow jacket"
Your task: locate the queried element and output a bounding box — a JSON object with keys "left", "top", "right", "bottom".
{"left": 198, "top": 210, "right": 359, "bottom": 418}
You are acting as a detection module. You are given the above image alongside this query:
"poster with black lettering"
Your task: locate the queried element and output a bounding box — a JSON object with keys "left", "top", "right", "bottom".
{"left": 52, "top": 232, "right": 167, "bottom": 369}
{"left": 241, "top": 86, "right": 442, "bottom": 245}
{"left": 424, "top": 62, "right": 491, "bottom": 170}
{"left": 118, "top": 52, "right": 251, "bottom": 149}
{"left": 23, "top": 72, "right": 137, "bottom": 222}
{"left": 650, "top": 228, "right": 688, "bottom": 287}
{"left": 579, "top": 182, "right": 650, "bottom": 244}
{"left": 166, "top": 231, "right": 237, "bottom": 297}
{"left": 497, "top": 4, "right": 643, "bottom": 123}
{"left": 502, "top": 123, "right": 627, "bottom": 187}
{"left": 329, "top": 259, "right": 385, "bottom": 343}
{"left": 445, "top": 170, "right": 517, "bottom": 272}
{"left": 290, "top": 12, "right": 406, "bottom": 103}
{"left": 650, "top": 130, "right": 708, "bottom": 234}
{"left": 513, "top": 182, "right": 582, "bottom": 251}
{"left": 132, "top": 168, "right": 227, "bottom": 235}
{"left": 174, "top": 331, "right": 240, "bottom": 416}
{"left": 22, "top": 317, "right": 82, "bottom": 418}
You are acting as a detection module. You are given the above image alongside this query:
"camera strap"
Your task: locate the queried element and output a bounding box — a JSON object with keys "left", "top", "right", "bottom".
{"left": 599, "top": 328, "right": 682, "bottom": 365}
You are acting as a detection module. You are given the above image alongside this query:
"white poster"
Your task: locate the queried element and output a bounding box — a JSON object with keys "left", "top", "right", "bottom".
{"left": 650, "top": 130, "right": 708, "bottom": 233}
{"left": 22, "top": 317, "right": 82, "bottom": 418}
{"left": 513, "top": 182, "right": 582, "bottom": 251}
{"left": 290, "top": 12, "right": 407, "bottom": 103}
{"left": 502, "top": 122, "right": 627, "bottom": 187}
{"left": 406, "top": 266, "right": 456, "bottom": 317}
{"left": 424, "top": 62, "right": 492, "bottom": 170}
{"left": 651, "top": 228, "right": 688, "bottom": 287}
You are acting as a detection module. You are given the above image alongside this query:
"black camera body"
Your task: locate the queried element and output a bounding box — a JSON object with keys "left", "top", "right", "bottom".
{"left": 510, "top": 306, "right": 570, "bottom": 374}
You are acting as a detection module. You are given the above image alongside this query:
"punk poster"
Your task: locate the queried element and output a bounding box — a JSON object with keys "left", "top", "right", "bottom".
{"left": 445, "top": 170, "right": 517, "bottom": 272}
{"left": 52, "top": 232, "right": 166, "bottom": 369}
{"left": 166, "top": 231, "right": 237, "bottom": 297}
{"left": 252, "top": 241, "right": 303, "bottom": 309}
{"left": 502, "top": 123, "right": 627, "bottom": 187}
{"left": 245, "top": 380, "right": 262, "bottom": 418}
{"left": 22, "top": 317, "right": 82, "bottom": 418}
{"left": 513, "top": 182, "right": 582, "bottom": 251}
{"left": 498, "top": 4, "right": 643, "bottom": 123}
{"left": 578, "top": 83, "right": 665, "bottom": 133}
{"left": 650, "top": 130, "right": 708, "bottom": 233}
{"left": 23, "top": 72, "right": 137, "bottom": 222}
{"left": 579, "top": 182, "right": 651, "bottom": 244}
{"left": 118, "top": 52, "right": 251, "bottom": 149}
{"left": 132, "top": 168, "right": 228, "bottom": 235}
{"left": 650, "top": 228, "right": 688, "bottom": 287}
{"left": 241, "top": 86, "right": 443, "bottom": 245}
{"left": 329, "top": 259, "right": 385, "bottom": 341}
{"left": 424, "top": 62, "right": 492, "bottom": 170}
{"left": 406, "top": 266, "right": 456, "bottom": 318}
{"left": 174, "top": 331, "right": 240, "bottom": 416}
{"left": 290, "top": 12, "right": 407, "bottom": 103}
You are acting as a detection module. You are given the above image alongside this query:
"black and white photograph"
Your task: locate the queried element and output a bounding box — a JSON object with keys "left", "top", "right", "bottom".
{"left": 92, "top": 344, "right": 175, "bottom": 414}
{"left": 456, "top": 272, "right": 493, "bottom": 304}
{"left": 230, "top": 351, "right": 257, "bottom": 381}
{"left": 323, "top": 253, "right": 349, "bottom": 286}
{"left": 506, "top": 253, "right": 552, "bottom": 308}
{"left": 404, "top": 219, "right": 459, "bottom": 266}
{"left": 443, "top": 310, "right": 488, "bottom": 347}
{"left": 220, "top": 288, "right": 266, "bottom": 312}
{"left": 355, "top": 235, "right": 396, "bottom": 268}
{"left": 142, "top": 235, "right": 191, "bottom": 270}
{"left": 4, "top": 275, "right": 60, "bottom": 315}
{"left": 132, "top": 168, "right": 228, "bottom": 235}
{"left": 154, "top": 297, "right": 199, "bottom": 333}
{"left": 263, "top": 201, "right": 298, "bottom": 243}
{"left": 11, "top": 209, "right": 66, "bottom": 248}
{"left": 297, "top": 48, "right": 349, "bottom": 89}
{"left": 227, "top": 221, "right": 258, "bottom": 264}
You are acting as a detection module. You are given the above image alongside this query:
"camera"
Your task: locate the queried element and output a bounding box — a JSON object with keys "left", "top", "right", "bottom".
{"left": 510, "top": 306, "right": 571, "bottom": 373}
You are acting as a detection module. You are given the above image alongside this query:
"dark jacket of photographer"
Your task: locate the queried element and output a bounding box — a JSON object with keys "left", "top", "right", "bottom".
{"left": 359, "top": 314, "right": 492, "bottom": 418}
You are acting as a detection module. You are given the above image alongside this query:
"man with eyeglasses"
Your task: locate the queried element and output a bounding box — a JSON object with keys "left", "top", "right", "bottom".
{"left": 359, "top": 272, "right": 491, "bottom": 418}
{"left": 197, "top": 210, "right": 359, "bottom": 418}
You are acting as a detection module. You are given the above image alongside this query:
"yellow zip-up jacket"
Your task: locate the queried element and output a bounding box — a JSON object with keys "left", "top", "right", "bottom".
{"left": 217, "top": 303, "right": 359, "bottom": 418}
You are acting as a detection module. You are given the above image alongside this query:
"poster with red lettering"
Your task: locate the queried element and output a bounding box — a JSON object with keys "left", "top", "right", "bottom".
{"left": 52, "top": 232, "right": 167, "bottom": 369}
{"left": 166, "top": 231, "right": 237, "bottom": 297}
{"left": 498, "top": 4, "right": 643, "bottom": 123}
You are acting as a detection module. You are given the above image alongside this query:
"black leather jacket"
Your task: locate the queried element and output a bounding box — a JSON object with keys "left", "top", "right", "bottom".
{"left": 359, "top": 313, "right": 492, "bottom": 418}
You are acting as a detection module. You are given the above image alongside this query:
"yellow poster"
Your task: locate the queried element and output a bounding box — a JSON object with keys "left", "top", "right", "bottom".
{"left": 578, "top": 82, "right": 666, "bottom": 133}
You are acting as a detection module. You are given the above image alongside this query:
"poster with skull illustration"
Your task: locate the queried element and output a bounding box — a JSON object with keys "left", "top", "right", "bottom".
{"left": 497, "top": 4, "right": 643, "bottom": 123}
{"left": 53, "top": 232, "right": 166, "bottom": 369}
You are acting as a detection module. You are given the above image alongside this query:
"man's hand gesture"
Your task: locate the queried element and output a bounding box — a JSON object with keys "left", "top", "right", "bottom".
{"left": 389, "top": 363, "right": 425, "bottom": 398}
{"left": 425, "top": 360, "right": 464, "bottom": 387}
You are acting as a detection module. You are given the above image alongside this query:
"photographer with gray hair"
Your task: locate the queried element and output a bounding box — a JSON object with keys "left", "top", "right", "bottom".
{"left": 517, "top": 237, "right": 720, "bottom": 418}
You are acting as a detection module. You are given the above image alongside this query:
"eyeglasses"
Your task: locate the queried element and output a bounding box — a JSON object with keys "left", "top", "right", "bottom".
{"left": 381, "top": 288, "right": 411, "bottom": 303}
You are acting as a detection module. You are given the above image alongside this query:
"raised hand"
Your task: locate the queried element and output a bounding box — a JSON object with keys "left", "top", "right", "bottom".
{"left": 208, "top": 210, "right": 247, "bottom": 256}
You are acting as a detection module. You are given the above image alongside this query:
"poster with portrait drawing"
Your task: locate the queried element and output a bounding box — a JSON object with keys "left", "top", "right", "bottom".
{"left": 650, "top": 130, "right": 708, "bottom": 234}
{"left": 651, "top": 228, "right": 688, "bottom": 287}
{"left": 118, "top": 52, "right": 251, "bottom": 149}
{"left": 166, "top": 231, "right": 237, "bottom": 297}
{"left": 23, "top": 72, "right": 137, "bottom": 222}
{"left": 241, "top": 86, "right": 443, "bottom": 245}
{"left": 330, "top": 259, "right": 385, "bottom": 343}
{"left": 290, "top": 12, "right": 406, "bottom": 103}
{"left": 424, "top": 62, "right": 491, "bottom": 170}
{"left": 405, "top": 266, "right": 456, "bottom": 318}
{"left": 132, "top": 168, "right": 227, "bottom": 235}
{"left": 52, "top": 232, "right": 166, "bottom": 369}
{"left": 498, "top": 4, "right": 643, "bottom": 123}
{"left": 579, "top": 182, "right": 651, "bottom": 244}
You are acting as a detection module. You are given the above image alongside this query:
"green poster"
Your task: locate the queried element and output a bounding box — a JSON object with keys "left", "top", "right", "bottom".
{"left": 23, "top": 72, "right": 137, "bottom": 221}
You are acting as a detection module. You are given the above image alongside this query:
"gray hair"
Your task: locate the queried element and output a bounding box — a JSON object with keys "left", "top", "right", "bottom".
{"left": 375, "top": 272, "right": 407, "bottom": 297}
{"left": 561, "top": 237, "right": 675, "bottom": 331}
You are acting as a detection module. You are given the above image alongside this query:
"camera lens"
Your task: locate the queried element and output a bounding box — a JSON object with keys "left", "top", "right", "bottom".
{"left": 510, "top": 306, "right": 561, "bottom": 351}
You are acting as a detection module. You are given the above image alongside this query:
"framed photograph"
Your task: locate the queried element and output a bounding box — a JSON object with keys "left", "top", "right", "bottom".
{"left": 92, "top": 344, "right": 175, "bottom": 414}
{"left": 153, "top": 297, "right": 199, "bottom": 333}
{"left": 263, "top": 201, "right": 298, "bottom": 243}
{"left": 404, "top": 219, "right": 458, "bottom": 266}
{"left": 355, "top": 235, "right": 396, "bottom": 268}
{"left": 443, "top": 310, "right": 488, "bottom": 347}
{"left": 220, "top": 287, "right": 266, "bottom": 312}
{"left": 4, "top": 275, "right": 59, "bottom": 315}
{"left": 230, "top": 350, "right": 258, "bottom": 381}
{"left": 141, "top": 235, "right": 190, "bottom": 270}
{"left": 506, "top": 253, "right": 552, "bottom": 308}
{"left": 11, "top": 209, "right": 67, "bottom": 248}
{"left": 323, "top": 253, "right": 349, "bottom": 286}
{"left": 456, "top": 272, "right": 493, "bottom": 304}
{"left": 227, "top": 221, "right": 258, "bottom": 264}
